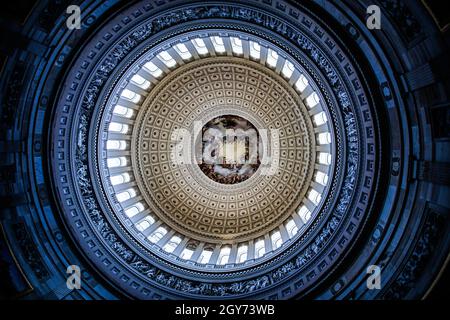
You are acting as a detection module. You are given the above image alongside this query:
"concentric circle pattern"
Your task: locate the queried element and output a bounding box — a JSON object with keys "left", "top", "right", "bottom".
{"left": 2, "top": 0, "right": 449, "bottom": 301}
{"left": 134, "top": 58, "right": 315, "bottom": 243}
{"left": 54, "top": 2, "right": 375, "bottom": 295}
{"left": 45, "top": 2, "right": 373, "bottom": 296}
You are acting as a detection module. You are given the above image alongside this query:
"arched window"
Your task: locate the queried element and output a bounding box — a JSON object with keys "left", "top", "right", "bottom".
{"left": 249, "top": 41, "right": 261, "bottom": 59}
{"left": 308, "top": 189, "right": 322, "bottom": 206}
{"left": 143, "top": 61, "right": 162, "bottom": 77}
{"left": 107, "top": 156, "right": 127, "bottom": 168}
{"left": 113, "top": 105, "right": 134, "bottom": 118}
{"left": 157, "top": 51, "right": 176, "bottom": 68}
{"left": 163, "top": 236, "right": 182, "bottom": 253}
{"left": 192, "top": 38, "right": 208, "bottom": 55}
{"left": 148, "top": 227, "right": 167, "bottom": 243}
{"left": 298, "top": 205, "right": 311, "bottom": 224}
{"left": 313, "top": 112, "right": 328, "bottom": 126}
{"left": 306, "top": 92, "right": 320, "bottom": 108}
{"left": 110, "top": 172, "right": 130, "bottom": 186}
{"left": 180, "top": 248, "right": 194, "bottom": 260}
{"left": 198, "top": 248, "right": 213, "bottom": 264}
{"left": 217, "top": 247, "right": 231, "bottom": 265}
{"left": 230, "top": 37, "right": 243, "bottom": 55}
{"left": 135, "top": 215, "right": 155, "bottom": 232}
{"left": 174, "top": 43, "right": 192, "bottom": 60}
{"left": 108, "top": 122, "right": 129, "bottom": 134}
{"left": 211, "top": 36, "right": 225, "bottom": 53}
{"left": 125, "top": 202, "right": 145, "bottom": 218}
{"left": 255, "top": 239, "right": 265, "bottom": 258}
{"left": 271, "top": 231, "right": 282, "bottom": 249}
{"left": 318, "top": 132, "right": 332, "bottom": 145}
{"left": 286, "top": 219, "right": 298, "bottom": 238}
{"left": 237, "top": 245, "right": 248, "bottom": 263}
{"left": 295, "top": 74, "right": 309, "bottom": 92}
{"left": 106, "top": 140, "right": 127, "bottom": 150}
{"left": 116, "top": 188, "right": 136, "bottom": 202}
{"left": 282, "top": 60, "right": 295, "bottom": 78}
{"left": 266, "top": 48, "right": 278, "bottom": 67}
{"left": 318, "top": 152, "right": 332, "bottom": 165}
{"left": 130, "top": 74, "right": 150, "bottom": 89}
{"left": 315, "top": 171, "right": 329, "bottom": 186}
{"left": 121, "top": 89, "right": 141, "bottom": 103}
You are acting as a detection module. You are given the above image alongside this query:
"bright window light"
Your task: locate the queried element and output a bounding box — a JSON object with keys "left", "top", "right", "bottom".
{"left": 211, "top": 36, "right": 226, "bottom": 53}
{"left": 157, "top": 51, "right": 177, "bottom": 68}
{"left": 266, "top": 48, "right": 278, "bottom": 67}
{"left": 108, "top": 122, "right": 129, "bottom": 134}
{"left": 121, "top": 89, "right": 141, "bottom": 103}
{"left": 107, "top": 156, "right": 127, "bottom": 168}
{"left": 308, "top": 189, "right": 322, "bottom": 206}
{"left": 255, "top": 239, "right": 265, "bottom": 258}
{"left": 230, "top": 37, "right": 243, "bottom": 55}
{"left": 318, "top": 152, "right": 332, "bottom": 165}
{"left": 313, "top": 112, "right": 328, "bottom": 126}
{"left": 318, "top": 132, "right": 332, "bottom": 145}
{"left": 143, "top": 61, "right": 163, "bottom": 77}
{"left": 180, "top": 248, "right": 194, "bottom": 260}
{"left": 199, "top": 249, "right": 213, "bottom": 264}
{"left": 130, "top": 74, "right": 150, "bottom": 89}
{"left": 148, "top": 227, "right": 167, "bottom": 243}
{"left": 217, "top": 247, "right": 231, "bottom": 265}
{"left": 116, "top": 188, "right": 136, "bottom": 202}
{"left": 298, "top": 205, "right": 311, "bottom": 223}
{"left": 192, "top": 38, "right": 208, "bottom": 55}
{"left": 295, "top": 74, "right": 309, "bottom": 92}
{"left": 271, "top": 231, "right": 282, "bottom": 249}
{"left": 237, "top": 245, "right": 248, "bottom": 263}
{"left": 135, "top": 216, "right": 155, "bottom": 231}
{"left": 110, "top": 172, "right": 130, "bottom": 186}
{"left": 286, "top": 219, "right": 298, "bottom": 237}
{"left": 106, "top": 140, "right": 127, "bottom": 150}
{"left": 174, "top": 43, "right": 192, "bottom": 60}
{"left": 306, "top": 92, "right": 320, "bottom": 108}
{"left": 249, "top": 41, "right": 261, "bottom": 59}
{"left": 136, "top": 219, "right": 150, "bottom": 232}
{"left": 163, "top": 236, "right": 182, "bottom": 253}
{"left": 315, "top": 171, "right": 329, "bottom": 185}
{"left": 282, "top": 60, "right": 295, "bottom": 78}
{"left": 125, "top": 203, "right": 145, "bottom": 218}
{"left": 113, "top": 105, "right": 134, "bottom": 118}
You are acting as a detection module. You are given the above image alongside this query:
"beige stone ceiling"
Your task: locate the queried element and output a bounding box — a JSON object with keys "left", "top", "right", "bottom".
{"left": 132, "top": 57, "right": 316, "bottom": 244}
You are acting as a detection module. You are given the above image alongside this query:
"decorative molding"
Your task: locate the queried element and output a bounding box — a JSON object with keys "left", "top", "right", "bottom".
{"left": 57, "top": 3, "right": 372, "bottom": 297}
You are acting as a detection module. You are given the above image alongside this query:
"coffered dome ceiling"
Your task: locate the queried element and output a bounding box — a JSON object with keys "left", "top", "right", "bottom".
{"left": 0, "top": 0, "right": 449, "bottom": 300}
{"left": 97, "top": 43, "right": 335, "bottom": 272}
{"left": 133, "top": 58, "right": 316, "bottom": 243}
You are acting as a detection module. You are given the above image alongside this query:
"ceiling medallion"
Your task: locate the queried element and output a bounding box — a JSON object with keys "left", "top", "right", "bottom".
{"left": 46, "top": 0, "right": 384, "bottom": 299}
{"left": 199, "top": 115, "right": 261, "bottom": 185}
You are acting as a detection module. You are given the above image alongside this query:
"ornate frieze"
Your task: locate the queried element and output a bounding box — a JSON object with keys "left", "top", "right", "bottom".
{"left": 51, "top": 1, "right": 378, "bottom": 298}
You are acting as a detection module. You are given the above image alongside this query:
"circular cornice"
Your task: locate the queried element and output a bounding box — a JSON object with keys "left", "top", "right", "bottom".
{"left": 4, "top": 0, "right": 449, "bottom": 301}
{"left": 49, "top": 2, "right": 378, "bottom": 298}
{"left": 133, "top": 57, "right": 316, "bottom": 243}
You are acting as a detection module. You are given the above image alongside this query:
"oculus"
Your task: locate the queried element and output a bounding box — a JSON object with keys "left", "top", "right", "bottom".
{"left": 199, "top": 115, "right": 261, "bottom": 184}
